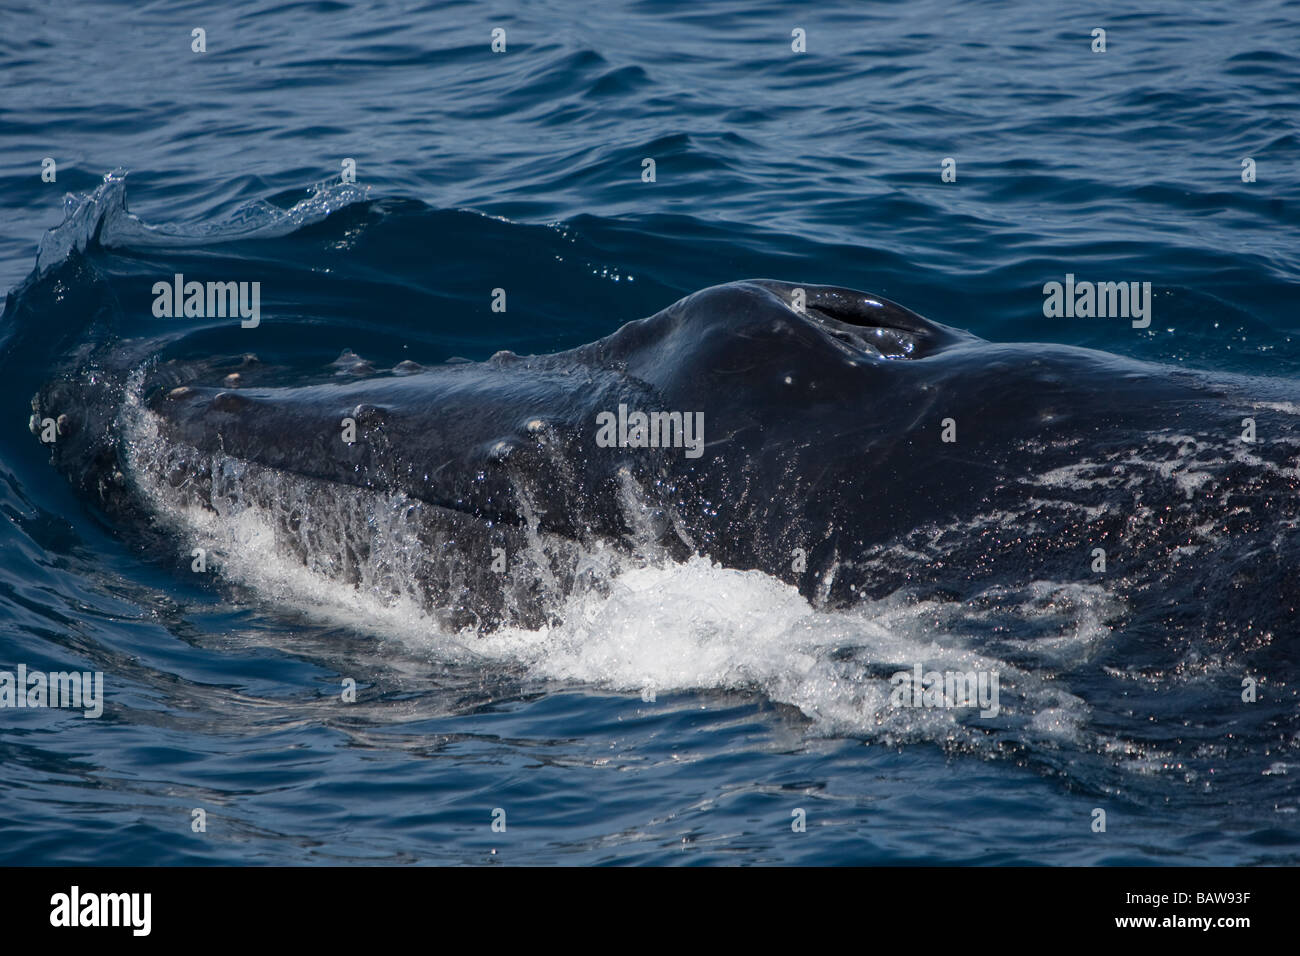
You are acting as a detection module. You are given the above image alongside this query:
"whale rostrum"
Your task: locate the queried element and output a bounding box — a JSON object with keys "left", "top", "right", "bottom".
{"left": 31, "top": 280, "right": 1300, "bottom": 639}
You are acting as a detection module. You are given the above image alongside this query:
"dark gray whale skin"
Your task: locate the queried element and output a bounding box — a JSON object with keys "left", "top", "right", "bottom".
{"left": 32, "top": 280, "right": 1300, "bottom": 646}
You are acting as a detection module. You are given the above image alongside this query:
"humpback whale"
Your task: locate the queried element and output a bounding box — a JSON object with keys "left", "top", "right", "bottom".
{"left": 31, "top": 280, "right": 1300, "bottom": 646}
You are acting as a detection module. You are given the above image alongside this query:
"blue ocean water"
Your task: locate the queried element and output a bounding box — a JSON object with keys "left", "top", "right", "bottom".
{"left": 1, "top": 0, "right": 1298, "bottom": 864}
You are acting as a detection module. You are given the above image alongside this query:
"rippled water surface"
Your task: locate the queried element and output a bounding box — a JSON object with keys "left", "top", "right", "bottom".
{"left": 1, "top": 0, "right": 1298, "bottom": 864}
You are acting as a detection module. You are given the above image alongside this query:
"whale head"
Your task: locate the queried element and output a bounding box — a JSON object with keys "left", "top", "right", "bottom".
{"left": 30, "top": 278, "right": 1220, "bottom": 628}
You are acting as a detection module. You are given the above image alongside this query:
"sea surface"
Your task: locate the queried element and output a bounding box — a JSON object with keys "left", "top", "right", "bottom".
{"left": 1, "top": 0, "right": 1298, "bottom": 864}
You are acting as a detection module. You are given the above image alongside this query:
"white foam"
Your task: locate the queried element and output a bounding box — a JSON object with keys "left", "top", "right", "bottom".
{"left": 118, "top": 390, "right": 1113, "bottom": 753}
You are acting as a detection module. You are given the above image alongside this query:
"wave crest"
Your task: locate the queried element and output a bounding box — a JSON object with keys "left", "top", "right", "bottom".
{"left": 36, "top": 170, "right": 372, "bottom": 276}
